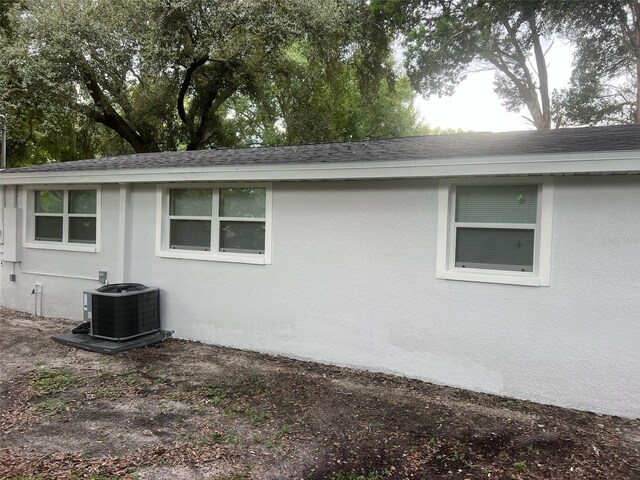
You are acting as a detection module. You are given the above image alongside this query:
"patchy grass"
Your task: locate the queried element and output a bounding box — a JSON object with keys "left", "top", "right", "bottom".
{"left": 204, "top": 385, "right": 231, "bottom": 406}
{"left": 29, "top": 367, "right": 79, "bottom": 395}
{"left": 513, "top": 460, "right": 528, "bottom": 472}
{"left": 0, "top": 309, "right": 638, "bottom": 480}
{"left": 249, "top": 409, "right": 269, "bottom": 426}
{"left": 242, "top": 373, "right": 267, "bottom": 395}
{"left": 93, "top": 384, "right": 124, "bottom": 400}
{"left": 35, "top": 399, "right": 68, "bottom": 416}
{"left": 201, "top": 431, "right": 224, "bottom": 445}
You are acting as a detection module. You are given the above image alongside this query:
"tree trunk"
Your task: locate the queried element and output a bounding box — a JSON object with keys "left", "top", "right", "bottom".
{"left": 487, "top": 55, "right": 548, "bottom": 130}
{"left": 79, "top": 63, "right": 159, "bottom": 153}
{"left": 529, "top": 16, "right": 551, "bottom": 129}
{"left": 185, "top": 86, "right": 236, "bottom": 150}
{"left": 498, "top": 16, "right": 550, "bottom": 130}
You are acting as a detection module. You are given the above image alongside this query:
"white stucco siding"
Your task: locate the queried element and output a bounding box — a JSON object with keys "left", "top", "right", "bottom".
{"left": 540, "top": 176, "right": 640, "bottom": 414}
{"left": 124, "top": 177, "right": 640, "bottom": 417}
{"left": 2, "top": 176, "right": 639, "bottom": 417}
{"left": 0, "top": 185, "right": 121, "bottom": 318}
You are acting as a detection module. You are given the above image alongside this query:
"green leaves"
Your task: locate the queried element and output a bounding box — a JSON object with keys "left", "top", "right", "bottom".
{"left": 1, "top": 0, "right": 429, "bottom": 164}
{"left": 387, "top": 0, "right": 562, "bottom": 129}
{"left": 554, "top": 0, "right": 640, "bottom": 126}
{"left": 3, "top": 0, "right": 638, "bottom": 166}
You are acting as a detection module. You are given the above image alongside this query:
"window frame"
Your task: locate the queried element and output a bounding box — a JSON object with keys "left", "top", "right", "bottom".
{"left": 436, "top": 177, "right": 554, "bottom": 287}
{"left": 24, "top": 185, "right": 101, "bottom": 253}
{"left": 156, "top": 183, "right": 272, "bottom": 265}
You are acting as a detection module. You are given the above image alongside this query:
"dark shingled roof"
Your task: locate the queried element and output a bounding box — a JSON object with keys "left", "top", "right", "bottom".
{"left": 4, "top": 125, "right": 640, "bottom": 174}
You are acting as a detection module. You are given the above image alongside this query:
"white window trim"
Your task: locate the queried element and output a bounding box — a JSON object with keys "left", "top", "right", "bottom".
{"left": 436, "top": 177, "right": 554, "bottom": 287}
{"left": 23, "top": 185, "right": 101, "bottom": 253}
{"left": 155, "top": 183, "right": 272, "bottom": 265}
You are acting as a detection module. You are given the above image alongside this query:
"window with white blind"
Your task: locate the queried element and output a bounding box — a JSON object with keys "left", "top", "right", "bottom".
{"left": 157, "top": 184, "right": 272, "bottom": 264}
{"left": 436, "top": 178, "right": 554, "bottom": 286}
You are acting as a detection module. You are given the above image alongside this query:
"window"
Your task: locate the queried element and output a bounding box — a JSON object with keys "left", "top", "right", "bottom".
{"left": 436, "top": 178, "right": 553, "bottom": 286}
{"left": 157, "top": 184, "right": 271, "bottom": 264}
{"left": 26, "top": 187, "right": 100, "bottom": 252}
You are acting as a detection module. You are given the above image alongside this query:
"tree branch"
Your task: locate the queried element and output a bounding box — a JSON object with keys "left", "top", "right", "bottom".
{"left": 501, "top": 19, "right": 537, "bottom": 92}
{"left": 497, "top": 17, "right": 547, "bottom": 129}
{"left": 187, "top": 85, "right": 237, "bottom": 150}
{"left": 177, "top": 55, "right": 209, "bottom": 125}
{"left": 77, "top": 61, "right": 156, "bottom": 153}
{"left": 0, "top": 87, "right": 26, "bottom": 99}
{"left": 487, "top": 53, "right": 546, "bottom": 129}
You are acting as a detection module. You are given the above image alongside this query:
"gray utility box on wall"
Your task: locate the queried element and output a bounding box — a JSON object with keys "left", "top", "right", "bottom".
{"left": 83, "top": 283, "right": 160, "bottom": 341}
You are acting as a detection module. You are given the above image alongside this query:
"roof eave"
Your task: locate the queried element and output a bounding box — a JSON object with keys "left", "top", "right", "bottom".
{"left": 2, "top": 150, "right": 640, "bottom": 186}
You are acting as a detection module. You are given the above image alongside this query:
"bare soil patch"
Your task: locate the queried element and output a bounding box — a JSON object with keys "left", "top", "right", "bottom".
{"left": 0, "top": 308, "right": 638, "bottom": 479}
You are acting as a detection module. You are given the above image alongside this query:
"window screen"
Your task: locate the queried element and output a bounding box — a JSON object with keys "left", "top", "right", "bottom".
{"left": 35, "top": 216, "right": 63, "bottom": 242}
{"left": 456, "top": 185, "right": 538, "bottom": 223}
{"left": 219, "top": 188, "right": 266, "bottom": 254}
{"left": 33, "top": 189, "right": 97, "bottom": 245}
{"left": 167, "top": 187, "right": 266, "bottom": 254}
{"left": 170, "top": 189, "right": 212, "bottom": 216}
{"left": 220, "top": 188, "right": 266, "bottom": 218}
{"left": 170, "top": 219, "right": 211, "bottom": 250}
{"left": 455, "top": 228, "right": 534, "bottom": 271}
{"left": 454, "top": 185, "right": 538, "bottom": 272}
{"left": 69, "top": 217, "right": 97, "bottom": 243}
{"left": 220, "top": 221, "right": 265, "bottom": 253}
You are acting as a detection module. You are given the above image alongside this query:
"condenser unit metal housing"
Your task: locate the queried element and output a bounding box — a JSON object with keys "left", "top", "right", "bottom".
{"left": 83, "top": 283, "right": 160, "bottom": 341}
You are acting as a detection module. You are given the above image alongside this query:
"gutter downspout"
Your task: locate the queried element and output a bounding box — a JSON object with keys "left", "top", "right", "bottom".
{"left": 117, "top": 183, "right": 132, "bottom": 283}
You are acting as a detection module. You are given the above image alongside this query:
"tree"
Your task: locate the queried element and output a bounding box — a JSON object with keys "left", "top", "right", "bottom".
{"left": 0, "top": 0, "right": 433, "bottom": 166}
{"left": 374, "top": 0, "right": 560, "bottom": 129}
{"left": 554, "top": 0, "right": 640, "bottom": 126}
{"left": 1, "top": 1, "right": 14, "bottom": 35}
{"left": 0, "top": 0, "right": 133, "bottom": 165}
{"left": 7, "top": 0, "right": 316, "bottom": 153}
{"left": 236, "top": 44, "right": 432, "bottom": 145}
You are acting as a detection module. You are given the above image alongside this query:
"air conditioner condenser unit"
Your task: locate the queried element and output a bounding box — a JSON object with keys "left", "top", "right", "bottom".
{"left": 83, "top": 283, "right": 160, "bottom": 341}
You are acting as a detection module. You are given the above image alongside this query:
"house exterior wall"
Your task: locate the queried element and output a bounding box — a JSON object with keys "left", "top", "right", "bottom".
{"left": 0, "top": 184, "right": 121, "bottom": 318}
{"left": 2, "top": 176, "right": 639, "bottom": 417}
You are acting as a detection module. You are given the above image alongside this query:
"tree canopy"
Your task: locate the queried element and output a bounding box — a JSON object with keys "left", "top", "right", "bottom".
{"left": 374, "top": 0, "right": 561, "bottom": 129}
{"left": 3, "top": 0, "right": 638, "bottom": 166}
{"left": 374, "top": 0, "right": 640, "bottom": 130}
{"left": 0, "top": 0, "right": 431, "bottom": 166}
{"left": 554, "top": 0, "right": 640, "bottom": 126}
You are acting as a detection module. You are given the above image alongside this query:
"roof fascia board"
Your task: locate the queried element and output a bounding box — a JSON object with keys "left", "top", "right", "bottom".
{"left": 2, "top": 150, "right": 640, "bottom": 185}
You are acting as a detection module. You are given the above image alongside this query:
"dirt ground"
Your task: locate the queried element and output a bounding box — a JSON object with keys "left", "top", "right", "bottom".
{"left": 0, "top": 308, "right": 638, "bottom": 480}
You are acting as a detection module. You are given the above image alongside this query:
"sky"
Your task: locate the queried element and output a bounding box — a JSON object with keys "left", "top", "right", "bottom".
{"left": 415, "top": 41, "right": 575, "bottom": 132}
